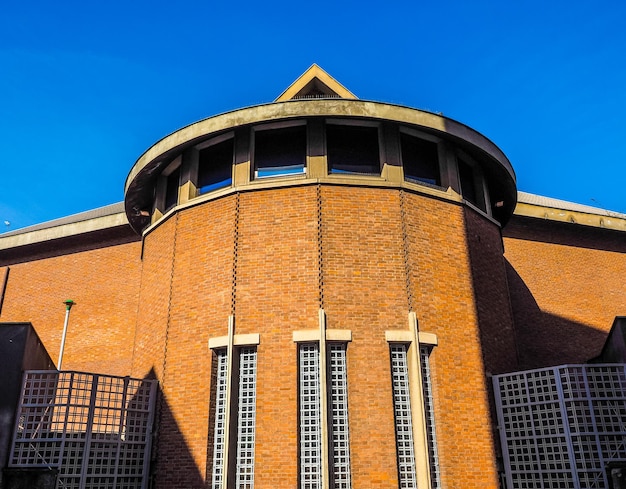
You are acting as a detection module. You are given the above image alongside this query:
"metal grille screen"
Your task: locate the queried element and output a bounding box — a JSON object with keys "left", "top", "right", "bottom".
{"left": 493, "top": 364, "right": 626, "bottom": 489}
{"left": 299, "top": 343, "right": 323, "bottom": 489}
{"left": 390, "top": 344, "right": 418, "bottom": 489}
{"left": 236, "top": 347, "right": 258, "bottom": 489}
{"left": 9, "top": 370, "right": 157, "bottom": 489}
{"left": 329, "top": 343, "right": 351, "bottom": 489}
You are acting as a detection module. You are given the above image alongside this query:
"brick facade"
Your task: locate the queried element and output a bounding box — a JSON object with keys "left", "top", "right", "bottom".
{"left": 503, "top": 216, "right": 626, "bottom": 369}
{"left": 2, "top": 69, "right": 624, "bottom": 489}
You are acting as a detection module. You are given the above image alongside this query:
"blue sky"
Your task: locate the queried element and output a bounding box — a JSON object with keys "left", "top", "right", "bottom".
{"left": 1, "top": 0, "right": 625, "bottom": 232}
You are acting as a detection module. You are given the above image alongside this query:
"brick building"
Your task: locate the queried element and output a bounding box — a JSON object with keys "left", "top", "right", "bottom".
{"left": 1, "top": 65, "right": 625, "bottom": 489}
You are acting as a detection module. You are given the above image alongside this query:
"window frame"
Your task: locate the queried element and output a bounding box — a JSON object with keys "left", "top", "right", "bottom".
{"left": 251, "top": 121, "right": 308, "bottom": 180}
{"left": 455, "top": 150, "right": 490, "bottom": 214}
{"left": 398, "top": 127, "right": 444, "bottom": 189}
{"left": 195, "top": 132, "right": 235, "bottom": 195}
{"left": 325, "top": 119, "right": 384, "bottom": 176}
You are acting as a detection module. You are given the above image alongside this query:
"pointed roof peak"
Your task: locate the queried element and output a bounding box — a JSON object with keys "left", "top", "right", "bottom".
{"left": 275, "top": 64, "right": 357, "bottom": 102}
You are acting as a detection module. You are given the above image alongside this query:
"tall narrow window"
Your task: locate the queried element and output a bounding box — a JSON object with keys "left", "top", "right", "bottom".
{"left": 212, "top": 350, "right": 229, "bottom": 489}
{"left": 236, "top": 347, "right": 258, "bottom": 489}
{"left": 327, "top": 123, "right": 380, "bottom": 175}
{"left": 420, "top": 346, "right": 440, "bottom": 489}
{"left": 329, "top": 344, "right": 351, "bottom": 489}
{"left": 390, "top": 344, "right": 417, "bottom": 489}
{"left": 198, "top": 137, "right": 234, "bottom": 194}
{"left": 298, "top": 342, "right": 352, "bottom": 489}
{"left": 254, "top": 125, "right": 306, "bottom": 178}
{"left": 299, "top": 343, "right": 323, "bottom": 489}
{"left": 211, "top": 347, "right": 258, "bottom": 489}
{"left": 400, "top": 132, "right": 441, "bottom": 187}
{"left": 389, "top": 344, "right": 440, "bottom": 489}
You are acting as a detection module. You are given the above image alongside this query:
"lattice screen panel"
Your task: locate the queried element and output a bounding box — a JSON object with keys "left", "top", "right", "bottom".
{"left": 494, "top": 364, "right": 626, "bottom": 489}
{"left": 10, "top": 370, "right": 157, "bottom": 489}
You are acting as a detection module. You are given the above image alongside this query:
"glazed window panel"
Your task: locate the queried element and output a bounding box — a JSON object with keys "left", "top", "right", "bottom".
{"left": 457, "top": 158, "right": 482, "bottom": 207}
{"left": 198, "top": 137, "right": 234, "bottom": 194}
{"left": 327, "top": 124, "right": 380, "bottom": 175}
{"left": 400, "top": 132, "right": 441, "bottom": 187}
{"left": 254, "top": 125, "right": 307, "bottom": 178}
{"left": 164, "top": 166, "right": 181, "bottom": 212}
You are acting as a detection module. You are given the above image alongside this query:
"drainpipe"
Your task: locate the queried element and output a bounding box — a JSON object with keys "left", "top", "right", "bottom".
{"left": 57, "top": 299, "right": 75, "bottom": 371}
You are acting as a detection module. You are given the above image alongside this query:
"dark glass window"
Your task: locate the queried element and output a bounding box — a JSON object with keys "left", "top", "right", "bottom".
{"left": 400, "top": 133, "right": 441, "bottom": 186}
{"left": 254, "top": 126, "right": 306, "bottom": 178}
{"left": 164, "top": 166, "right": 180, "bottom": 211}
{"left": 458, "top": 157, "right": 481, "bottom": 209}
{"left": 198, "top": 138, "right": 234, "bottom": 194}
{"left": 327, "top": 124, "right": 380, "bottom": 175}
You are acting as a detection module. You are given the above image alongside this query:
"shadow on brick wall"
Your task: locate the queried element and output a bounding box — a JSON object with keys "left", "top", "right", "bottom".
{"left": 146, "top": 368, "right": 210, "bottom": 489}
{"left": 505, "top": 260, "right": 608, "bottom": 369}
{"left": 504, "top": 216, "right": 626, "bottom": 254}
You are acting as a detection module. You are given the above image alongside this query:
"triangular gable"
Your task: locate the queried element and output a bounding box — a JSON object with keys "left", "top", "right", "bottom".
{"left": 275, "top": 64, "right": 357, "bottom": 101}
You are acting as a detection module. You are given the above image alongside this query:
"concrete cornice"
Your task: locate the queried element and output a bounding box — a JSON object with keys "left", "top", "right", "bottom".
{"left": 513, "top": 201, "right": 626, "bottom": 232}
{"left": 0, "top": 212, "right": 129, "bottom": 251}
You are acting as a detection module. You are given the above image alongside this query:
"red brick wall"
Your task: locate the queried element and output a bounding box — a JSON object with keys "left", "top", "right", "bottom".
{"left": 133, "top": 185, "right": 505, "bottom": 489}
{"left": 133, "top": 197, "right": 237, "bottom": 488}
{"left": 0, "top": 184, "right": 526, "bottom": 489}
{"left": 0, "top": 239, "right": 141, "bottom": 375}
{"left": 402, "top": 193, "right": 501, "bottom": 488}
{"left": 464, "top": 209, "right": 519, "bottom": 375}
{"left": 235, "top": 186, "right": 319, "bottom": 488}
{"left": 503, "top": 216, "right": 626, "bottom": 369}
{"left": 322, "top": 186, "right": 407, "bottom": 488}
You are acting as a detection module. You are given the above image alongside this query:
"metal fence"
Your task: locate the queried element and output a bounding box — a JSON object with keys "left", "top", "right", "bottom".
{"left": 9, "top": 370, "right": 158, "bottom": 489}
{"left": 493, "top": 364, "right": 626, "bottom": 489}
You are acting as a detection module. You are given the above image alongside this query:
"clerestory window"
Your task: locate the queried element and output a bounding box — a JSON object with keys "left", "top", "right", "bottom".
{"left": 253, "top": 124, "right": 307, "bottom": 178}
{"left": 198, "top": 135, "right": 234, "bottom": 194}
{"left": 164, "top": 165, "right": 181, "bottom": 212}
{"left": 400, "top": 131, "right": 441, "bottom": 187}
{"left": 327, "top": 122, "right": 381, "bottom": 175}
